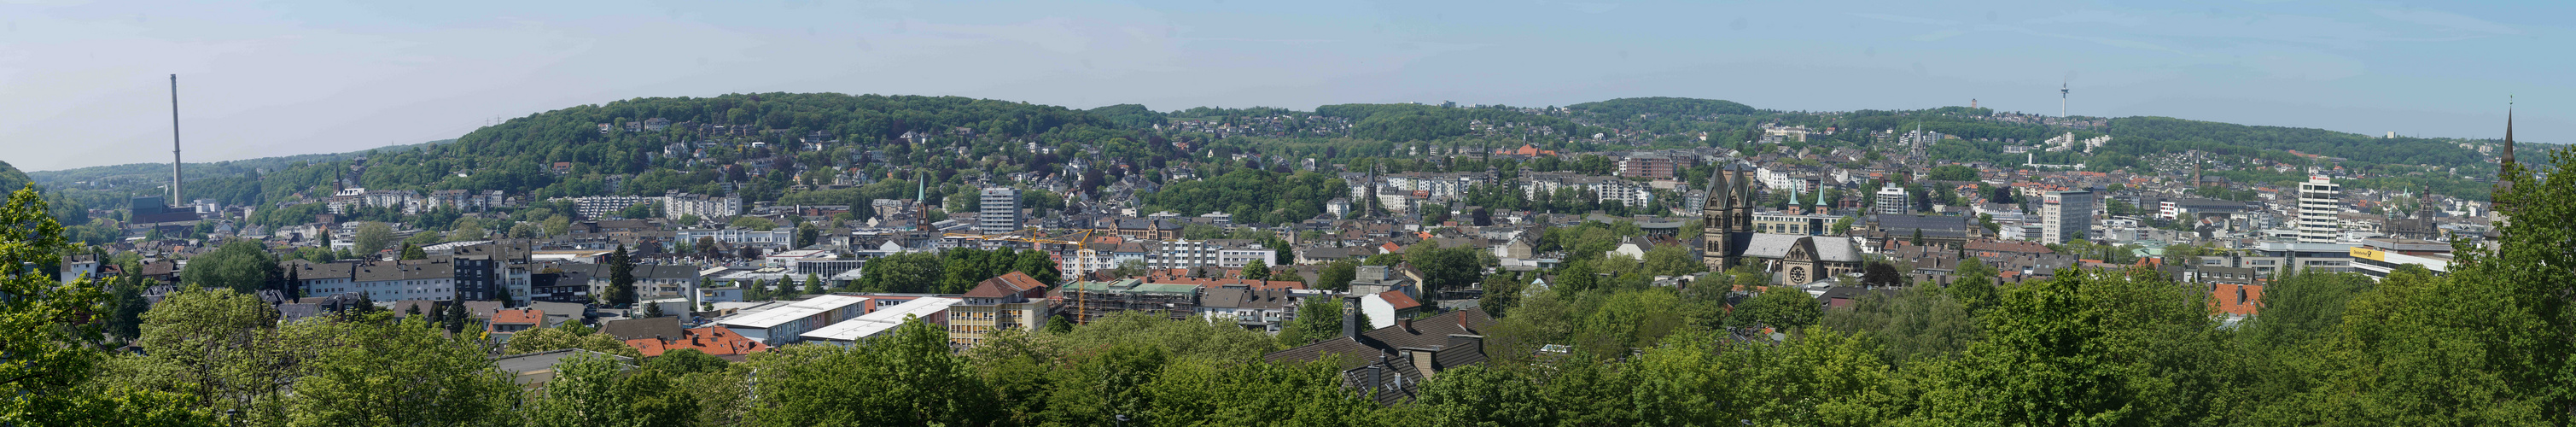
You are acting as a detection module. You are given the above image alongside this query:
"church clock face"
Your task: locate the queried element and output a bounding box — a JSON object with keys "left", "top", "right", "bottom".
{"left": 1789, "top": 266, "right": 1809, "bottom": 284}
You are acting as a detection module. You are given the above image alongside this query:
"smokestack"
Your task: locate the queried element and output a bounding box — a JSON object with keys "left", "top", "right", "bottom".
{"left": 170, "top": 74, "right": 183, "bottom": 203}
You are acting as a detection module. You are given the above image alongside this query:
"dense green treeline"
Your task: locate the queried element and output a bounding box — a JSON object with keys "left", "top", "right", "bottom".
{"left": 1083, "top": 103, "right": 1166, "bottom": 129}
{"left": 0, "top": 161, "right": 32, "bottom": 195}
{"left": 1317, "top": 102, "right": 1593, "bottom": 143}
{"left": 1565, "top": 97, "right": 1760, "bottom": 118}
{"left": 1139, "top": 168, "right": 1343, "bottom": 225}
{"left": 1560, "top": 97, "right": 1763, "bottom": 136}
{"left": 24, "top": 140, "right": 440, "bottom": 186}
{"left": 2113, "top": 116, "right": 2486, "bottom": 169}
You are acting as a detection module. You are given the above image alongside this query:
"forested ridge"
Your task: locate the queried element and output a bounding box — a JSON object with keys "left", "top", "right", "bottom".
{"left": 12, "top": 92, "right": 2538, "bottom": 241}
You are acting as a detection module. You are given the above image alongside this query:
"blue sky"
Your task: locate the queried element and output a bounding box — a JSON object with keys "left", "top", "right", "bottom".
{"left": 1, "top": 0, "right": 2563, "bottom": 171}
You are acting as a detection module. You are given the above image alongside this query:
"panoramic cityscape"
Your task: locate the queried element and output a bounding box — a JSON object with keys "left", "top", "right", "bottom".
{"left": 2, "top": 1, "right": 2571, "bottom": 426}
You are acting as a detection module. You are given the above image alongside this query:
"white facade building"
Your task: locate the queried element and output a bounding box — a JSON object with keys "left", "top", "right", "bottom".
{"left": 979, "top": 187, "right": 1021, "bottom": 234}
{"left": 661, "top": 192, "right": 742, "bottom": 221}
{"left": 2297, "top": 176, "right": 2342, "bottom": 243}
{"left": 1874, "top": 186, "right": 1911, "bottom": 216}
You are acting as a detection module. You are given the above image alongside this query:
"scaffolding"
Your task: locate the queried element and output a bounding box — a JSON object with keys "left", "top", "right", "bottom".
{"left": 1059, "top": 278, "right": 1199, "bottom": 325}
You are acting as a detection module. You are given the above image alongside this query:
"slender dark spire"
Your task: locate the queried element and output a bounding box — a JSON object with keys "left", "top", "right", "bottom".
{"left": 2502, "top": 97, "right": 2516, "bottom": 168}
{"left": 2494, "top": 97, "right": 2517, "bottom": 215}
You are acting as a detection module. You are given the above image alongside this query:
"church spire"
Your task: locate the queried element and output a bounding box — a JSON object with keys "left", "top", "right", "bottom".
{"left": 2503, "top": 97, "right": 2516, "bottom": 168}
{"left": 2495, "top": 97, "right": 2517, "bottom": 215}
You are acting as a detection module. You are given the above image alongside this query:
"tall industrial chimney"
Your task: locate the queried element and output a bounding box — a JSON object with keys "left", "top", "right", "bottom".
{"left": 170, "top": 74, "right": 183, "bottom": 203}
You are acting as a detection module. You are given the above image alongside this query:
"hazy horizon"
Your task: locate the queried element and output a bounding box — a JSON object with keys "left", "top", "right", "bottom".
{"left": 5, "top": 0, "right": 2565, "bottom": 172}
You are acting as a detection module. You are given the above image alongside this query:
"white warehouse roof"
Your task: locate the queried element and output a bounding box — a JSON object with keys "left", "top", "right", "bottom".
{"left": 716, "top": 295, "right": 871, "bottom": 330}
{"left": 799, "top": 297, "right": 963, "bottom": 342}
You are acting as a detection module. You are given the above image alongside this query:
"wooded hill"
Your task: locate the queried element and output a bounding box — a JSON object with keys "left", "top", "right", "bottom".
{"left": 18, "top": 93, "right": 2537, "bottom": 219}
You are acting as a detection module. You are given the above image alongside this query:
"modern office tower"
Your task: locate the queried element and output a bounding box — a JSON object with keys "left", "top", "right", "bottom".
{"left": 2297, "top": 176, "right": 2341, "bottom": 243}
{"left": 2043, "top": 190, "right": 2095, "bottom": 244}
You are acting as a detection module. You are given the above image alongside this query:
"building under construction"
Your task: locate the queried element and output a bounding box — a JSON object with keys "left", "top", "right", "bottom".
{"left": 1056, "top": 278, "right": 1200, "bottom": 325}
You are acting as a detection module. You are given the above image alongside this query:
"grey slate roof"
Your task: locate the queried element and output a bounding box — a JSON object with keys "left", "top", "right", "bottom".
{"left": 598, "top": 316, "right": 686, "bottom": 342}
{"left": 1740, "top": 233, "right": 1808, "bottom": 259}
{"left": 1263, "top": 309, "right": 1495, "bottom": 405}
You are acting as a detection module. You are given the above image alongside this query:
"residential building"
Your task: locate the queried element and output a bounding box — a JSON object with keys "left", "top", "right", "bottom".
{"left": 661, "top": 191, "right": 742, "bottom": 220}
{"left": 1358, "top": 290, "right": 1424, "bottom": 330}
{"left": 1148, "top": 239, "right": 1275, "bottom": 270}
{"left": 1262, "top": 309, "right": 1495, "bottom": 405}
{"left": 1874, "top": 186, "right": 1911, "bottom": 216}
{"left": 487, "top": 307, "right": 544, "bottom": 335}
{"left": 1198, "top": 287, "right": 1299, "bottom": 333}
{"left": 1056, "top": 278, "right": 1200, "bottom": 324}
{"left": 1752, "top": 212, "right": 1833, "bottom": 236}
{"left": 624, "top": 326, "right": 770, "bottom": 360}
{"left": 1518, "top": 173, "right": 1655, "bottom": 209}
{"left": 1617, "top": 155, "right": 1678, "bottom": 178}
{"left": 673, "top": 227, "right": 796, "bottom": 249}
{"left": 1344, "top": 266, "right": 1418, "bottom": 301}
{"left": 546, "top": 262, "right": 702, "bottom": 302}
{"left": 559, "top": 196, "right": 655, "bottom": 219}
{"left": 980, "top": 187, "right": 1021, "bottom": 234}
{"left": 949, "top": 272, "right": 1052, "bottom": 347}
{"left": 1091, "top": 217, "right": 1186, "bottom": 240}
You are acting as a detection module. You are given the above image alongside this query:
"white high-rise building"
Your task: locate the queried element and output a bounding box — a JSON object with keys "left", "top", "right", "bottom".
{"left": 1874, "top": 185, "right": 1911, "bottom": 216}
{"left": 2297, "top": 176, "right": 2341, "bottom": 243}
{"left": 979, "top": 187, "right": 1021, "bottom": 235}
{"left": 2043, "top": 190, "right": 2094, "bottom": 244}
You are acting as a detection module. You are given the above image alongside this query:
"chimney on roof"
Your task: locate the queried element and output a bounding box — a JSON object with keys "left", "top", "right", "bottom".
{"left": 1398, "top": 318, "right": 1413, "bottom": 333}
{"left": 1371, "top": 354, "right": 1387, "bottom": 395}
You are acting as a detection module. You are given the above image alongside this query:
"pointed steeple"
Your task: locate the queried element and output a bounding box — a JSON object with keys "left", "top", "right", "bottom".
{"left": 1814, "top": 182, "right": 1828, "bottom": 209}
{"left": 2502, "top": 97, "right": 2516, "bottom": 168}
{"left": 2495, "top": 97, "right": 2517, "bottom": 214}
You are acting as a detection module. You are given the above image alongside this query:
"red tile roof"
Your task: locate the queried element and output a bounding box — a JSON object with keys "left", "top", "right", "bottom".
{"left": 2211, "top": 284, "right": 2263, "bottom": 317}
{"left": 624, "top": 326, "right": 769, "bottom": 358}
{"left": 1375, "top": 290, "right": 1421, "bottom": 310}
{"left": 490, "top": 307, "right": 543, "bottom": 325}
{"left": 966, "top": 271, "right": 1049, "bottom": 298}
